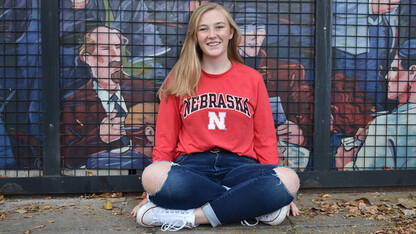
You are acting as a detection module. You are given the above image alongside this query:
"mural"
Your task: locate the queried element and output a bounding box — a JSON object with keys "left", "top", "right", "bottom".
{"left": 60, "top": 26, "right": 157, "bottom": 169}
{"left": 332, "top": 0, "right": 416, "bottom": 170}
{"left": 1, "top": 0, "right": 42, "bottom": 169}
{"left": 0, "top": 0, "right": 415, "bottom": 172}
{"left": 233, "top": 2, "right": 314, "bottom": 170}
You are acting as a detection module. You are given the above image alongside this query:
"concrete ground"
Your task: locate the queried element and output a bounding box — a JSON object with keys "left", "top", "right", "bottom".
{"left": 0, "top": 189, "right": 415, "bottom": 233}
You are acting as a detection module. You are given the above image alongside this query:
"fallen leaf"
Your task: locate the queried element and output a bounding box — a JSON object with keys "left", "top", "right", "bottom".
{"left": 99, "top": 192, "right": 123, "bottom": 198}
{"left": 48, "top": 219, "right": 55, "bottom": 223}
{"left": 379, "top": 197, "right": 390, "bottom": 202}
{"left": 41, "top": 205, "right": 52, "bottom": 210}
{"left": 401, "top": 209, "right": 416, "bottom": 216}
{"left": 397, "top": 198, "right": 416, "bottom": 209}
{"left": 34, "top": 225, "right": 44, "bottom": 229}
{"left": 350, "top": 197, "right": 372, "bottom": 207}
{"left": 44, "top": 196, "right": 52, "bottom": 200}
{"left": 0, "top": 194, "right": 4, "bottom": 200}
{"left": 103, "top": 200, "right": 113, "bottom": 210}
{"left": 320, "top": 193, "right": 332, "bottom": 198}
{"left": 15, "top": 209, "right": 28, "bottom": 214}
{"left": 82, "top": 193, "right": 98, "bottom": 199}
{"left": 330, "top": 203, "right": 339, "bottom": 209}
{"left": 110, "top": 192, "right": 123, "bottom": 198}
{"left": 24, "top": 230, "right": 30, "bottom": 234}
{"left": 376, "top": 214, "right": 387, "bottom": 220}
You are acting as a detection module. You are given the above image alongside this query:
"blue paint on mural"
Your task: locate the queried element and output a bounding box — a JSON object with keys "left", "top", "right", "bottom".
{"left": 1, "top": 0, "right": 415, "bottom": 171}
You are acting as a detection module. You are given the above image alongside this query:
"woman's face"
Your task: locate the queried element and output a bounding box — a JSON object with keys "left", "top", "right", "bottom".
{"left": 196, "top": 9, "right": 234, "bottom": 61}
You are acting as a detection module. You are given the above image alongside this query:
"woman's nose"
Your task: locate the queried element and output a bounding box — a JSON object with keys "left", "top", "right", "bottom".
{"left": 208, "top": 29, "right": 216, "bottom": 38}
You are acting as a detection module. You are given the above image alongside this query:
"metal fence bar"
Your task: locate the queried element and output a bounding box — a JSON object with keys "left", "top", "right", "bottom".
{"left": 41, "top": 0, "right": 61, "bottom": 176}
{"left": 1, "top": 171, "right": 416, "bottom": 194}
{"left": 313, "top": 0, "right": 332, "bottom": 171}
{"left": 300, "top": 170, "right": 416, "bottom": 188}
{"left": 0, "top": 175, "right": 143, "bottom": 194}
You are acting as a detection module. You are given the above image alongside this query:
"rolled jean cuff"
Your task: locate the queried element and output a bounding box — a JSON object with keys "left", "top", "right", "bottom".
{"left": 202, "top": 203, "right": 221, "bottom": 227}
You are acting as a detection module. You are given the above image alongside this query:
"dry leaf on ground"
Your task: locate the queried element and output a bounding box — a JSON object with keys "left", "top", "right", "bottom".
{"left": 15, "top": 209, "right": 28, "bottom": 214}
{"left": 320, "top": 193, "right": 332, "bottom": 198}
{"left": 40, "top": 205, "right": 52, "bottom": 210}
{"left": 103, "top": 200, "right": 113, "bottom": 210}
{"left": 397, "top": 198, "right": 416, "bottom": 209}
{"left": 99, "top": 192, "right": 123, "bottom": 198}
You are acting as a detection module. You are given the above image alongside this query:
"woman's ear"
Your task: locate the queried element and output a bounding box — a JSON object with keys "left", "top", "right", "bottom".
{"left": 229, "top": 28, "right": 234, "bottom": 40}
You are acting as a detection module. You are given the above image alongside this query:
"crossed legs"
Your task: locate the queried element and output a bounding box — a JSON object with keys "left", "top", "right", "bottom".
{"left": 141, "top": 160, "right": 300, "bottom": 226}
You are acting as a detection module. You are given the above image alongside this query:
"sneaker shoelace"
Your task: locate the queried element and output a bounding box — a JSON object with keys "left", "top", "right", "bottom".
{"left": 241, "top": 219, "right": 259, "bottom": 226}
{"left": 160, "top": 219, "right": 187, "bottom": 231}
{"left": 151, "top": 209, "right": 193, "bottom": 232}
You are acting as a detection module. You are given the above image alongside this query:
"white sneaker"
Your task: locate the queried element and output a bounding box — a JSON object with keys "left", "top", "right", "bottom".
{"left": 257, "top": 205, "right": 289, "bottom": 226}
{"left": 136, "top": 202, "right": 197, "bottom": 231}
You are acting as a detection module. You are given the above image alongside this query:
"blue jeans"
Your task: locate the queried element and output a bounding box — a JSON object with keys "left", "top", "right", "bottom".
{"left": 148, "top": 151, "right": 295, "bottom": 227}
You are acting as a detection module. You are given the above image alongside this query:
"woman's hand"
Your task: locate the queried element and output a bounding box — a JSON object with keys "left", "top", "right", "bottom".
{"left": 131, "top": 197, "right": 149, "bottom": 217}
{"left": 287, "top": 201, "right": 300, "bottom": 216}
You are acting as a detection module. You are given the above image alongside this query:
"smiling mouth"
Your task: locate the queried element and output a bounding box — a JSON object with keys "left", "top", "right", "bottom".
{"left": 207, "top": 42, "right": 221, "bottom": 47}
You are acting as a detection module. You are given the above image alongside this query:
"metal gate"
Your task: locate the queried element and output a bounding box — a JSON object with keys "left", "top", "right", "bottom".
{"left": 1, "top": 0, "right": 415, "bottom": 194}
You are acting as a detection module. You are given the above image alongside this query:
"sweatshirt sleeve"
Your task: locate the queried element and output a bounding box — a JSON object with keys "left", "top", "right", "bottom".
{"left": 152, "top": 94, "right": 182, "bottom": 162}
{"left": 253, "top": 77, "right": 280, "bottom": 165}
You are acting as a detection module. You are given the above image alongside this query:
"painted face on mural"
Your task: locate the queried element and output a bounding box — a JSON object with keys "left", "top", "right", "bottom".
{"left": 70, "top": 0, "right": 89, "bottom": 9}
{"left": 239, "top": 24, "right": 266, "bottom": 57}
{"left": 196, "top": 9, "right": 234, "bottom": 61}
{"left": 386, "top": 54, "right": 416, "bottom": 103}
{"left": 85, "top": 27, "right": 124, "bottom": 85}
{"left": 188, "top": 1, "right": 211, "bottom": 12}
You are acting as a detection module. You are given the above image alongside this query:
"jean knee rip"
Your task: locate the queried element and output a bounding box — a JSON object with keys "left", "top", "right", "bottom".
{"left": 272, "top": 168, "right": 298, "bottom": 198}
{"left": 148, "top": 162, "right": 179, "bottom": 196}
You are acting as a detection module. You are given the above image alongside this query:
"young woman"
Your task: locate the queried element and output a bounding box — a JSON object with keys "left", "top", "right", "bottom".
{"left": 131, "top": 3, "right": 300, "bottom": 231}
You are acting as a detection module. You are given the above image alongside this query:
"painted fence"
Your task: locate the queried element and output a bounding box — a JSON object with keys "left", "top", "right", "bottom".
{"left": 0, "top": 0, "right": 415, "bottom": 194}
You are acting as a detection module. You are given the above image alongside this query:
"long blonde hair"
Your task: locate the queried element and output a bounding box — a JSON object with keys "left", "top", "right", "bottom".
{"left": 158, "top": 2, "right": 243, "bottom": 100}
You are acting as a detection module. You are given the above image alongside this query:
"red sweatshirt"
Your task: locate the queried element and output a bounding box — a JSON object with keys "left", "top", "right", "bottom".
{"left": 152, "top": 61, "right": 279, "bottom": 165}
